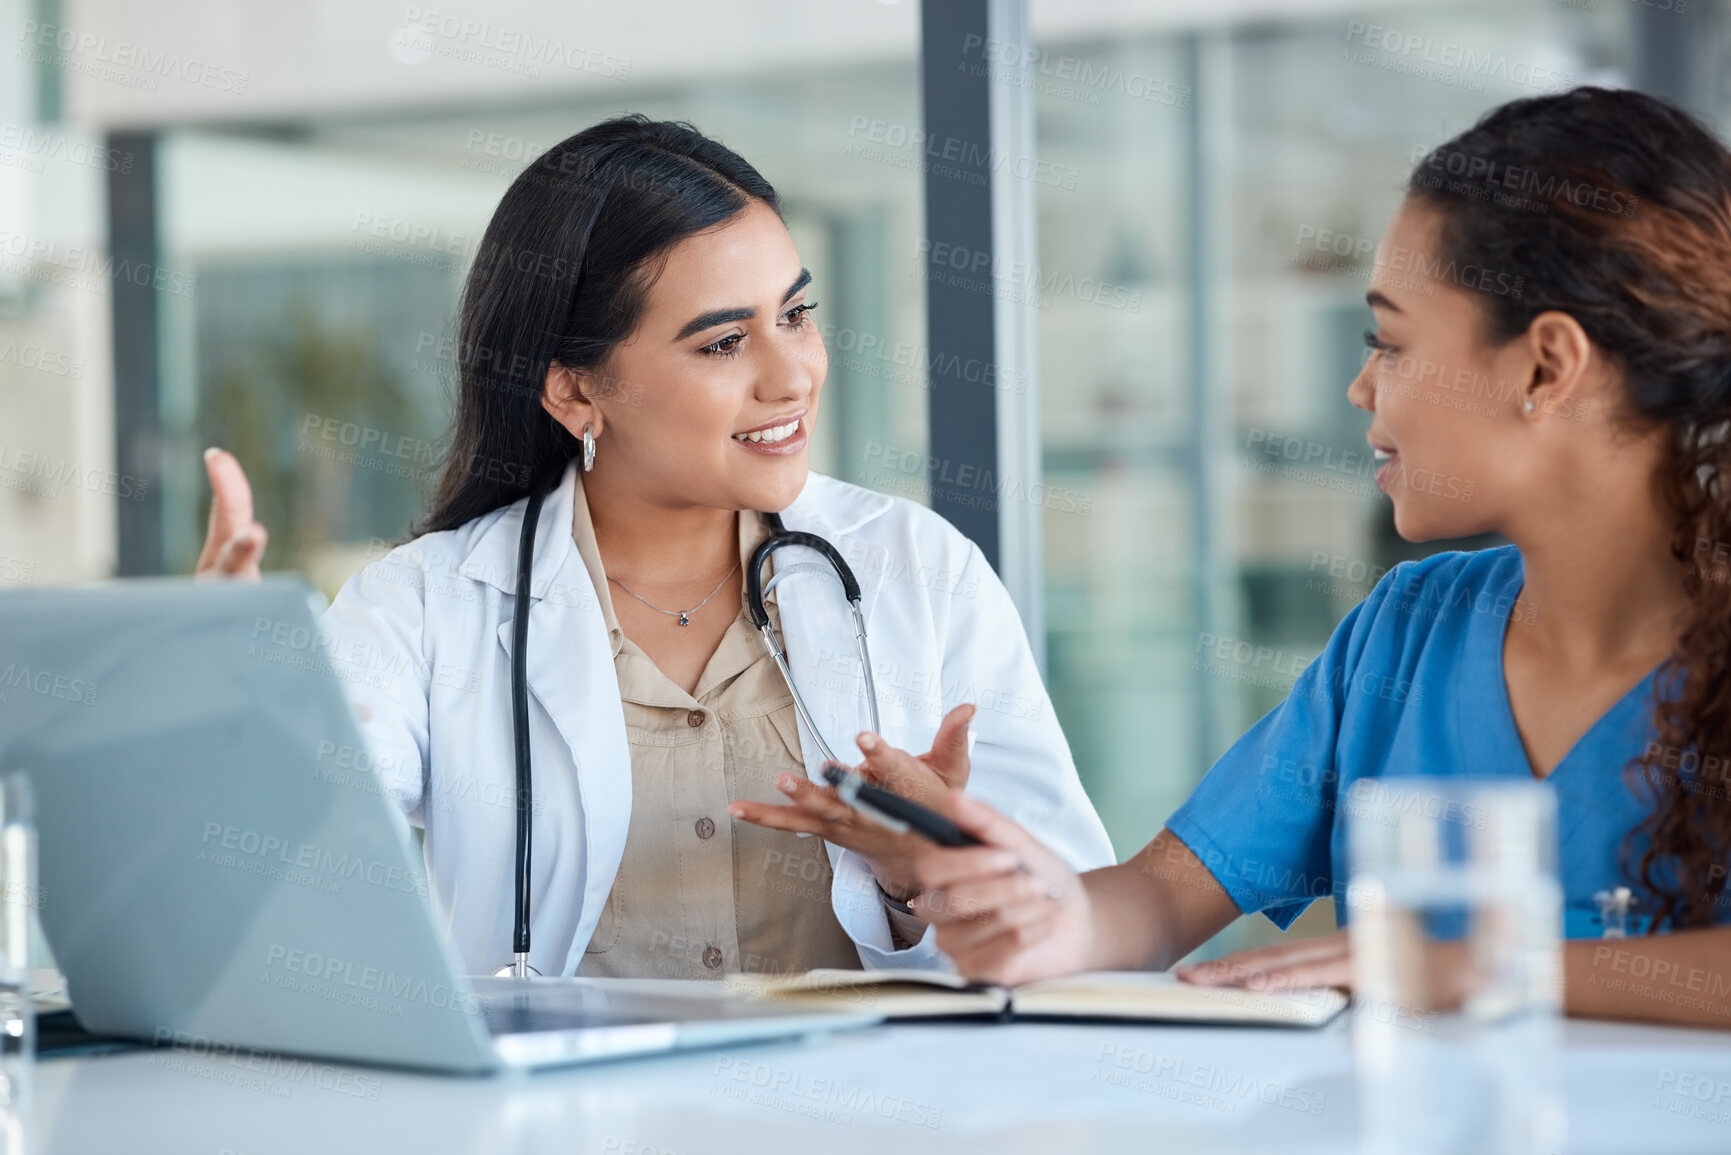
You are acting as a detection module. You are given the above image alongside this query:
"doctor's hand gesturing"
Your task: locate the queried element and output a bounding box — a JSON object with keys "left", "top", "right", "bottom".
{"left": 194, "top": 447, "right": 267, "bottom": 580}
{"left": 729, "top": 703, "right": 979, "bottom": 906}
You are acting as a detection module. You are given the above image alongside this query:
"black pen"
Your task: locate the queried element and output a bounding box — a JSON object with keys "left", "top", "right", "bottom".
{"left": 820, "top": 762, "right": 984, "bottom": 847}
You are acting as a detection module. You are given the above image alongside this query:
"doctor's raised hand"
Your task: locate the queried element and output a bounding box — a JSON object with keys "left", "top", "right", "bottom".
{"left": 193, "top": 447, "right": 267, "bottom": 580}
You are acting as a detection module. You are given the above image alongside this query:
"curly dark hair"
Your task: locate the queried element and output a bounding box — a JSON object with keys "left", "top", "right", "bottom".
{"left": 1409, "top": 86, "right": 1731, "bottom": 930}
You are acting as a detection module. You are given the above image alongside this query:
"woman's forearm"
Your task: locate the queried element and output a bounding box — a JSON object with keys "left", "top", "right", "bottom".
{"left": 1080, "top": 862, "right": 1177, "bottom": 970}
{"left": 1082, "top": 828, "right": 1242, "bottom": 972}
{"left": 1566, "top": 927, "right": 1731, "bottom": 1028}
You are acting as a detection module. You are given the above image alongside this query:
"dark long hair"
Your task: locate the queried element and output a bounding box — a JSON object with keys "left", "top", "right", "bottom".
{"left": 416, "top": 116, "right": 781, "bottom": 534}
{"left": 1408, "top": 87, "right": 1731, "bottom": 929}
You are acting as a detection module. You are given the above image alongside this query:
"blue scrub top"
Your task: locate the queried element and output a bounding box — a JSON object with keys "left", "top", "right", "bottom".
{"left": 1167, "top": 545, "right": 1694, "bottom": 939}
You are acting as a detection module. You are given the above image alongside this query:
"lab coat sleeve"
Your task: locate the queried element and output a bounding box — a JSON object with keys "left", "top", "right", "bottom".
{"left": 318, "top": 548, "right": 433, "bottom": 826}
{"left": 846, "top": 540, "right": 1115, "bottom": 971}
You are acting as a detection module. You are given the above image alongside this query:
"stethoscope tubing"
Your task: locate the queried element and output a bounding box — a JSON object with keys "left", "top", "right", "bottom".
{"left": 507, "top": 488, "right": 545, "bottom": 978}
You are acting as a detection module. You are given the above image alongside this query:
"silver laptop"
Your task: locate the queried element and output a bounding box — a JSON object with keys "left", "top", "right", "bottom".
{"left": 0, "top": 577, "right": 877, "bottom": 1073}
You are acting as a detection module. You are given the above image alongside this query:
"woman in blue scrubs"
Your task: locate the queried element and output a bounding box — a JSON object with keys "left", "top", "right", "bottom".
{"left": 862, "top": 86, "right": 1731, "bottom": 1027}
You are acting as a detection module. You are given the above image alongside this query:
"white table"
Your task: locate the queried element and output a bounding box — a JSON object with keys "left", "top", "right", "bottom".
{"left": 27, "top": 1017, "right": 1731, "bottom": 1154}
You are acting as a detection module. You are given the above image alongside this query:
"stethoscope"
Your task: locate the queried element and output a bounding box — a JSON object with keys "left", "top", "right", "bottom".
{"left": 499, "top": 483, "right": 879, "bottom": 977}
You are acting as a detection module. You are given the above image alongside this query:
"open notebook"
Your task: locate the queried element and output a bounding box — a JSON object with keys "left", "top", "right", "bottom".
{"left": 725, "top": 969, "right": 1347, "bottom": 1028}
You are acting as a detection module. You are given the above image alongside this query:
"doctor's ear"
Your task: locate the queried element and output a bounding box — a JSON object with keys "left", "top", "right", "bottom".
{"left": 541, "top": 362, "right": 603, "bottom": 440}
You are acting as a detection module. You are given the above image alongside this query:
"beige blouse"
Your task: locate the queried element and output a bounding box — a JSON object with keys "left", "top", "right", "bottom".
{"left": 569, "top": 474, "right": 919, "bottom": 980}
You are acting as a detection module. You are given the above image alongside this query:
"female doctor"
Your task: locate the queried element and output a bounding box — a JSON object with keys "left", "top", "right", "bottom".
{"left": 196, "top": 115, "right": 1113, "bottom": 979}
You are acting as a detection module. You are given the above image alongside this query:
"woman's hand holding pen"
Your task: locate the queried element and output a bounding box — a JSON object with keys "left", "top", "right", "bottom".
{"left": 903, "top": 796, "right": 1095, "bottom": 987}
{"left": 728, "top": 704, "right": 976, "bottom": 903}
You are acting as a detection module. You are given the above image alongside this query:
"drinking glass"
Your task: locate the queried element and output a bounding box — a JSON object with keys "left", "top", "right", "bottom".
{"left": 0, "top": 774, "right": 34, "bottom": 1122}
{"left": 1345, "top": 776, "right": 1564, "bottom": 1155}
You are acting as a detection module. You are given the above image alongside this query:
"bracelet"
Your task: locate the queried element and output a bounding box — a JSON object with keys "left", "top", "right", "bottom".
{"left": 876, "top": 882, "right": 916, "bottom": 916}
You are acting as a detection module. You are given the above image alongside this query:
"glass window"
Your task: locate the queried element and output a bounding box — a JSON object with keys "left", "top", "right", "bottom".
{"left": 153, "top": 50, "right": 928, "bottom": 595}
{"left": 1030, "top": 0, "right": 1637, "bottom": 953}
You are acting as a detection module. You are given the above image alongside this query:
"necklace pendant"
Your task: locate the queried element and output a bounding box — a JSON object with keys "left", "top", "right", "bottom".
{"left": 678, "top": 613, "right": 690, "bottom": 627}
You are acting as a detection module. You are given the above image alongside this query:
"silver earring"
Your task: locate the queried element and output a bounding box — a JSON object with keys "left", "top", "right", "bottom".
{"left": 1524, "top": 401, "right": 1536, "bottom": 413}
{"left": 582, "top": 424, "right": 596, "bottom": 472}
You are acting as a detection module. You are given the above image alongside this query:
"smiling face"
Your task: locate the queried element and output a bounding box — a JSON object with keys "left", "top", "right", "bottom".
{"left": 1346, "top": 199, "right": 1555, "bottom": 542}
{"left": 543, "top": 198, "right": 827, "bottom": 514}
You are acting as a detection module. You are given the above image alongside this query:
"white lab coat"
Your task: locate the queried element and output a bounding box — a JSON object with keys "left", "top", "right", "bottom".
{"left": 322, "top": 461, "right": 1113, "bottom": 976}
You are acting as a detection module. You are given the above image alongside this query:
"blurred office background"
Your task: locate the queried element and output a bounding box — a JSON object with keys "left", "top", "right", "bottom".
{"left": 1, "top": 0, "right": 1722, "bottom": 955}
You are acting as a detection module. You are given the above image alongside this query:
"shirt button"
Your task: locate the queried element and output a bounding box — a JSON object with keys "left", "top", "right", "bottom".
{"left": 687, "top": 709, "right": 705, "bottom": 728}
{"left": 695, "top": 816, "right": 716, "bottom": 840}
{"left": 701, "top": 945, "right": 724, "bottom": 971}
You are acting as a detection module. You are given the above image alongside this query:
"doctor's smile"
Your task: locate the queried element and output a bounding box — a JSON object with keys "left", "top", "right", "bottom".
{"left": 731, "top": 409, "right": 809, "bottom": 454}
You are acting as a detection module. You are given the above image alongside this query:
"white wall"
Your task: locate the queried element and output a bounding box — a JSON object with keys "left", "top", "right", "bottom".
{"left": 51, "top": 0, "right": 1451, "bottom": 130}
{"left": 0, "top": 0, "right": 115, "bottom": 586}
{"left": 59, "top": 0, "right": 919, "bottom": 127}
